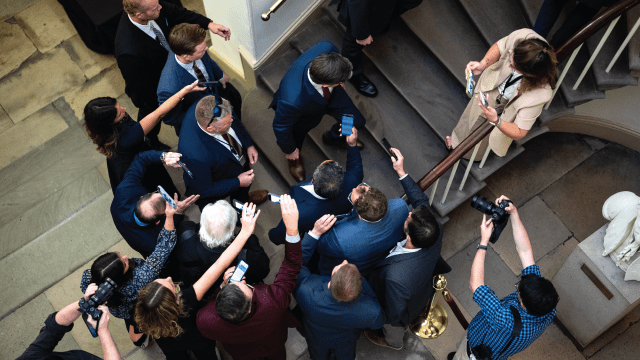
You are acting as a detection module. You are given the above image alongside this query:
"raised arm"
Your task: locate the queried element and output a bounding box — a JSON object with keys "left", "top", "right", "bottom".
{"left": 142, "top": 80, "right": 204, "bottom": 134}
{"left": 497, "top": 195, "right": 535, "bottom": 269}
{"left": 466, "top": 41, "right": 501, "bottom": 76}
{"left": 470, "top": 214, "right": 493, "bottom": 293}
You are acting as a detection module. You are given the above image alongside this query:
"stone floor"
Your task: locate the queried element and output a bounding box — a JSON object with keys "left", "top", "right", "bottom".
{"left": 1, "top": 1, "right": 640, "bottom": 359}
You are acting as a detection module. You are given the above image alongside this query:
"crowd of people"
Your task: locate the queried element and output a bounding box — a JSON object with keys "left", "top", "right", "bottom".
{"left": 18, "top": 0, "right": 603, "bottom": 359}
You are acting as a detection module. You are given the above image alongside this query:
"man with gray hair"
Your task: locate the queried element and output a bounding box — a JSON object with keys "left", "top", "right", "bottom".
{"left": 178, "top": 95, "right": 268, "bottom": 209}
{"left": 175, "top": 199, "right": 270, "bottom": 290}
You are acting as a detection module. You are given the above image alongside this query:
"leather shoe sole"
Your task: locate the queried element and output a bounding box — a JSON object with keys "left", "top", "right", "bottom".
{"left": 248, "top": 190, "right": 269, "bottom": 205}
{"left": 288, "top": 157, "right": 305, "bottom": 183}
{"left": 364, "top": 329, "right": 402, "bottom": 350}
{"left": 349, "top": 73, "right": 378, "bottom": 97}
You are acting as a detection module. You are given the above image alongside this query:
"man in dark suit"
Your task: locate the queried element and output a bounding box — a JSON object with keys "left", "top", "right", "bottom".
{"left": 110, "top": 150, "right": 199, "bottom": 257}
{"left": 364, "top": 148, "right": 444, "bottom": 350}
{"left": 334, "top": 0, "right": 423, "bottom": 97}
{"left": 268, "top": 127, "right": 363, "bottom": 245}
{"left": 175, "top": 199, "right": 270, "bottom": 290}
{"left": 158, "top": 23, "right": 243, "bottom": 133}
{"left": 315, "top": 183, "right": 410, "bottom": 278}
{"left": 116, "top": 0, "right": 231, "bottom": 148}
{"left": 270, "top": 41, "right": 366, "bottom": 182}
{"left": 294, "top": 214, "right": 386, "bottom": 360}
{"left": 178, "top": 95, "right": 267, "bottom": 209}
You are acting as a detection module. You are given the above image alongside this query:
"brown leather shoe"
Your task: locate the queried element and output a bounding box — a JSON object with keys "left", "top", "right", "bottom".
{"left": 364, "top": 329, "right": 402, "bottom": 350}
{"left": 288, "top": 157, "right": 305, "bottom": 183}
{"left": 322, "top": 132, "right": 365, "bottom": 150}
{"left": 247, "top": 190, "right": 269, "bottom": 205}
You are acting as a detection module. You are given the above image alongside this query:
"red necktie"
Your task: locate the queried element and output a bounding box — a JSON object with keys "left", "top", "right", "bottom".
{"left": 322, "top": 86, "right": 331, "bottom": 100}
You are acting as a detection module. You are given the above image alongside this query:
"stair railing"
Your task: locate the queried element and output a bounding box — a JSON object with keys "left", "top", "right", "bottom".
{"left": 410, "top": 0, "right": 640, "bottom": 207}
{"left": 546, "top": 0, "right": 640, "bottom": 109}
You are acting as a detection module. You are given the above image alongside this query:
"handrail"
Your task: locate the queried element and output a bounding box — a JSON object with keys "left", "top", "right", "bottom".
{"left": 262, "top": 0, "right": 287, "bottom": 21}
{"left": 556, "top": 0, "right": 640, "bottom": 62}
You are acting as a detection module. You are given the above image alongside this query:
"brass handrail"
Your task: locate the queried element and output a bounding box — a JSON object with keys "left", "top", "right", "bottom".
{"left": 262, "top": 0, "right": 287, "bottom": 21}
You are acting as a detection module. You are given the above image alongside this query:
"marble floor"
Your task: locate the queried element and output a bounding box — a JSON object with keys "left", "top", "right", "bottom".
{"left": 1, "top": 1, "right": 640, "bottom": 359}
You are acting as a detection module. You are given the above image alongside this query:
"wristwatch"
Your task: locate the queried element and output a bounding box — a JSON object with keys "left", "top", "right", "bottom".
{"left": 160, "top": 152, "right": 167, "bottom": 162}
{"left": 477, "top": 244, "right": 488, "bottom": 251}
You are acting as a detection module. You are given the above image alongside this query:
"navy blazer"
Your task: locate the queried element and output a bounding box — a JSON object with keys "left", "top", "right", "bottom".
{"left": 367, "top": 175, "right": 444, "bottom": 327}
{"left": 268, "top": 145, "right": 364, "bottom": 245}
{"left": 316, "top": 197, "right": 409, "bottom": 276}
{"left": 269, "top": 41, "right": 366, "bottom": 154}
{"left": 157, "top": 51, "right": 224, "bottom": 128}
{"left": 294, "top": 233, "right": 385, "bottom": 359}
{"left": 110, "top": 150, "right": 184, "bottom": 257}
{"left": 114, "top": 1, "right": 211, "bottom": 111}
{"left": 177, "top": 101, "right": 254, "bottom": 205}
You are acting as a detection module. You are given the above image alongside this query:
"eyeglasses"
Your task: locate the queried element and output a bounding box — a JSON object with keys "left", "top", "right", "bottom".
{"left": 246, "top": 284, "right": 255, "bottom": 298}
{"left": 348, "top": 182, "right": 370, "bottom": 206}
{"left": 515, "top": 280, "right": 521, "bottom": 293}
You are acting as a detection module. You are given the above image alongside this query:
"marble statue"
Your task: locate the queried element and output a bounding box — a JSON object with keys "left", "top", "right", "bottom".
{"left": 601, "top": 191, "right": 640, "bottom": 281}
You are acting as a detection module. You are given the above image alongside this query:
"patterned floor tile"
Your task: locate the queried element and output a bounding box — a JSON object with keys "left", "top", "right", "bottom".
{"left": 14, "top": 0, "right": 77, "bottom": 53}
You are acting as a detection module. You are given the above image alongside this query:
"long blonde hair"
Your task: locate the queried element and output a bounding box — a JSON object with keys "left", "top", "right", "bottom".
{"left": 135, "top": 281, "right": 186, "bottom": 339}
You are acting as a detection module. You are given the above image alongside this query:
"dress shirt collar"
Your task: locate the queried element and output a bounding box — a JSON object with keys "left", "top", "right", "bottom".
{"left": 301, "top": 184, "right": 327, "bottom": 200}
{"left": 386, "top": 239, "right": 420, "bottom": 258}
{"left": 175, "top": 55, "right": 210, "bottom": 82}
{"left": 307, "top": 68, "right": 332, "bottom": 97}
{"left": 128, "top": 15, "right": 162, "bottom": 39}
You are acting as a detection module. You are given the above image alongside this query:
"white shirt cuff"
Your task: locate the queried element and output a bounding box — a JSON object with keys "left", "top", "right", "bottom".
{"left": 286, "top": 233, "right": 300, "bottom": 243}
{"left": 307, "top": 231, "right": 320, "bottom": 240}
{"left": 218, "top": 74, "right": 225, "bottom": 82}
{"left": 399, "top": 174, "right": 409, "bottom": 180}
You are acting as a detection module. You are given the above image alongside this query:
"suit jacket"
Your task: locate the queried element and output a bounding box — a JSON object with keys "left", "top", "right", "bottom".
{"left": 269, "top": 41, "right": 365, "bottom": 155}
{"left": 367, "top": 175, "right": 443, "bottom": 327}
{"left": 175, "top": 220, "right": 270, "bottom": 289}
{"left": 114, "top": 1, "right": 211, "bottom": 111}
{"left": 294, "top": 233, "right": 385, "bottom": 360}
{"left": 110, "top": 150, "right": 183, "bottom": 257}
{"left": 197, "top": 239, "right": 302, "bottom": 360}
{"left": 177, "top": 101, "right": 254, "bottom": 205}
{"left": 317, "top": 197, "right": 409, "bottom": 277}
{"left": 268, "top": 145, "right": 364, "bottom": 245}
{"left": 157, "top": 51, "right": 224, "bottom": 128}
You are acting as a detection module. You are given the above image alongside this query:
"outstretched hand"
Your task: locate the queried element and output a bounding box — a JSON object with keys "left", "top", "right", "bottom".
{"left": 390, "top": 148, "right": 405, "bottom": 177}
{"left": 175, "top": 194, "right": 199, "bottom": 215}
{"left": 495, "top": 195, "right": 517, "bottom": 214}
{"left": 312, "top": 214, "right": 336, "bottom": 237}
{"left": 280, "top": 194, "right": 299, "bottom": 236}
{"left": 240, "top": 202, "right": 260, "bottom": 235}
{"left": 480, "top": 214, "right": 494, "bottom": 244}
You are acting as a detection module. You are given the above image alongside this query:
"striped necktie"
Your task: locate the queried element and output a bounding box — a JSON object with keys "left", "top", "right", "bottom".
{"left": 193, "top": 62, "right": 207, "bottom": 83}
{"left": 150, "top": 25, "right": 170, "bottom": 52}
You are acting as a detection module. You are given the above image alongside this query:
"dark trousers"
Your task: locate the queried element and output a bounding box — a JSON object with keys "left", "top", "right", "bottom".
{"left": 533, "top": 0, "right": 601, "bottom": 48}
{"left": 156, "top": 332, "right": 220, "bottom": 360}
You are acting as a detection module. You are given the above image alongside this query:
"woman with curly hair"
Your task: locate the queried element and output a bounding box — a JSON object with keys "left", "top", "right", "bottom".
{"left": 135, "top": 203, "right": 260, "bottom": 360}
{"left": 83, "top": 80, "right": 204, "bottom": 193}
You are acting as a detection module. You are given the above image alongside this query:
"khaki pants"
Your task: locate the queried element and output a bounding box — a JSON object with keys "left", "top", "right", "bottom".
{"left": 453, "top": 334, "right": 470, "bottom": 360}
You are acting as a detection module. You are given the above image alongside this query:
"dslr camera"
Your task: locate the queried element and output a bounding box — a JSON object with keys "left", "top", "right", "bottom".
{"left": 78, "top": 278, "right": 117, "bottom": 337}
{"left": 470, "top": 195, "right": 512, "bottom": 243}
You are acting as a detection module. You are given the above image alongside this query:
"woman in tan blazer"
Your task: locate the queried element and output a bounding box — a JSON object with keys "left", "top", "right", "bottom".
{"left": 446, "top": 29, "right": 558, "bottom": 161}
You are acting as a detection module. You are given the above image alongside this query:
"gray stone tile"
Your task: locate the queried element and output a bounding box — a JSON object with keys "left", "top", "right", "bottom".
{"left": 511, "top": 323, "right": 585, "bottom": 360}
{"left": 0, "top": 47, "right": 85, "bottom": 123}
{"left": 0, "top": 294, "right": 79, "bottom": 360}
{"left": 0, "top": 191, "right": 119, "bottom": 317}
{"left": 0, "top": 168, "right": 109, "bottom": 259}
{"left": 491, "top": 196, "right": 573, "bottom": 276}
{"left": 0, "top": 21, "right": 37, "bottom": 80}
{"left": 356, "top": 331, "right": 435, "bottom": 360}
{"left": 445, "top": 240, "right": 519, "bottom": 316}
{"left": 539, "top": 144, "right": 640, "bottom": 242}
{"left": 536, "top": 237, "right": 579, "bottom": 280}
{"left": 13, "top": 0, "right": 77, "bottom": 53}
{"left": 52, "top": 96, "right": 82, "bottom": 127}
{"left": 589, "top": 319, "right": 640, "bottom": 360}
{"left": 581, "top": 304, "right": 640, "bottom": 357}
{"left": 62, "top": 65, "right": 124, "bottom": 122}
{"left": 0, "top": 103, "right": 68, "bottom": 169}
{"left": 484, "top": 133, "right": 606, "bottom": 207}
{"left": 0, "top": 105, "right": 13, "bottom": 135}
{"left": 124, "top": 342, "right": 167, "bottom": 359}
{"left": 286, "top": 328, "right": 309, "bottom": 360}
{"left": 61, "top": 35, "right": 116, "bottom": 79}
{"left": 0, "top": 0, "right": 41, "bottom": 21}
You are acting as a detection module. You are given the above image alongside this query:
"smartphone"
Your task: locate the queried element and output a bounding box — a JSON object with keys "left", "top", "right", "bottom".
{"left": 177, "top": 160, "right": 193, "bottom": 179}
{"left": 233, "top": 199, "right": 244, "bottom": 213}
{"left": 197, "top": 81, "right": 219, "bottom": 87}
{"left": 268, "top": 193, "right": 280, "bottom": 203}
{"left": 341, "top": 114, "right": 354, "bottom": 136}
{"left": 157, "top": 185, "right": 177, "bottom": 209}
{"left": 479, "top": 91, "right": 488, "bottom": 107}
{"left": 381, "top": 138, "right": 398, "bottom": 160}
{"left": 466, "top": 70, "right": 474, "bottom": 98}
{"left": 229, "top": 260, "right": 249, "bottom": 283}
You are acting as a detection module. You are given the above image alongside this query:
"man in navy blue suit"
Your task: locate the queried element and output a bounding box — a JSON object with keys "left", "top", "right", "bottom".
{"left": 157, "top": 23, "right": 242, "bottom": 133}
{"left": 315, "top": 182, "right": 410, "bottom": 278}
{"left": 178, "top": 96, "right": 267, "bottom": 209}
{"left": 270, "top": 41, "right": 366, "bottom": 182}
{"left": 364, "top": 148, "right": 445, "bottom": 350}
{"left": 110, "top": 150, "right": 199, "bottom": 257}
{"left": 268, "top": 127, "right": 363, "bottom": 245}
{"left": 294, "top": 215, "right": 386, "bottom": 360}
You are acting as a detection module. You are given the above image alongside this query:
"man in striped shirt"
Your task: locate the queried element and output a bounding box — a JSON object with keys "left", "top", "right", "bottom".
{"left": 450, "top": 195, "right": 559, "bottom": 360}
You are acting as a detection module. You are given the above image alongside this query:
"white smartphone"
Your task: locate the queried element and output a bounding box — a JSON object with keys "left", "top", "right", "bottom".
{"left": 268, "top": 193, "right": 280, "bottom": 203}
{"left": 479, "top": 91, "right": 488, "bottom": 107}
{"left": 466, "top": 69, "right": 474, "bottom": 98}
{"left": 229, "top": 261, "right": 249, "bottom": 283}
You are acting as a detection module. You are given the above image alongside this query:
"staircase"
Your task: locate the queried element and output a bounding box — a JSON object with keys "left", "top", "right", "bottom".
{"left": 242, "top": 0, "right": 640, "bottom": 221}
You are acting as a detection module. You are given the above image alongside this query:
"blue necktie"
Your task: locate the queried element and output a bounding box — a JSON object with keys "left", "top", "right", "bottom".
{"left": 150, "top": 25, "right": 170, "bottom": 52}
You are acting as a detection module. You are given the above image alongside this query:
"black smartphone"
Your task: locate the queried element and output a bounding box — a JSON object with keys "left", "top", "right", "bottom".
{"left": 177, "top": 160, "right": 193, "bottom": 179}
{"left": 229, "top": 260, "right": 249, "bottom": 283}
{"left": 197, "top": 81, "right": 219, "bottom": 87}
{"left": 157, "top": 185, "right": 177, "bottom": 209}
{"left": 341, "top": 114, "right": 354, "bottom": 136}
{"left": 268, "top": 193, "right": 280, "bottom": 203}
{"left": 381, "top": 138, "right": 398, "bottom": 160}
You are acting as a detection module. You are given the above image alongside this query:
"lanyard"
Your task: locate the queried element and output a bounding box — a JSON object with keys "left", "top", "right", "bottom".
{"left": 496, "top": 72, "right": 523, "bottom": 105}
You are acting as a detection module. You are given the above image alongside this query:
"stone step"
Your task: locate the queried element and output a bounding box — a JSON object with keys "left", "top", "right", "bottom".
{"left": 515, "top": 123, "right": 549, "bottom": 146}
{"left": 627, "top": 6, "right": 640, "bottom": 75}
{"left": 538, "top": 91, "right": 575, "bottom": 124}
{"left": 0, "top": 190, "right": 120, "bottom": 318}
{"left": 428, "top": 163, "right": 486, "bottom": 219}
{"left": 401, "top": 0, "right": 489, "bottom": 88}
{"left": 558, "top": 45, "right": 606, "bottom": 107}
{"left": 258, "top": 49, "right": 300, "bottom": 94}
{"left": 586, "top": 15, "right": 638, "bottom": 91}
{"left": 466, "top": 144, "right": 525, "bottom": 182}
{"left": 457, "top": 0, "right": 530, "bottom": 45}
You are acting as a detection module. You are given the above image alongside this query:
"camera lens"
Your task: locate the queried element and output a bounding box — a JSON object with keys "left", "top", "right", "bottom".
{"left": 470, "top": 195, "right": 495, "bottom": 215}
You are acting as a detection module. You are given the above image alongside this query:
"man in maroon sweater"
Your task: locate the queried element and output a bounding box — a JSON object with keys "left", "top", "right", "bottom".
{"left": 197, "top": 195, "right": 302, "bottom": 360}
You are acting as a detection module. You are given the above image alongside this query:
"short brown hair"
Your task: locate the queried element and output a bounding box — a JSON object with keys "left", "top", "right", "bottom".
{"left": 169, "top": 23, "right": 207, "bottom": 56}
{"left": 309, "top": 52, "right": 353, "bottom": 85}
{"left": 513, "top": 38, "right": 558, "bottom": 92}
{"left": 135, "top": 282, "right": 186, "bottom": 339}
{"left": 354, "top": 187, "right": 387, "bottom": 222}
{"left": 122, "top": 0, "right": 144, "bottom": 16}
{"left": 330, "top": 263, "right": 362, "bottom": 302}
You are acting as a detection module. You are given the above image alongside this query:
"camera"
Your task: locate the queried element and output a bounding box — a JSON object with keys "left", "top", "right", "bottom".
{"left": 470, "top": 196, "right": 512, "bottom": 243}
{"left": 78, "top": 278, "right": 117, "bottom": 337}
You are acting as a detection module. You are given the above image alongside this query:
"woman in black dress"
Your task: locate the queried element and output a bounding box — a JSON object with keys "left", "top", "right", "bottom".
{"left": 83, "top": 80, "right": 204, "bottom": 193}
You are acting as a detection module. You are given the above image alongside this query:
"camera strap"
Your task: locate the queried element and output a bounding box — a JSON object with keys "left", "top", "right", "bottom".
{"left": 496, "top": 306, "right": 523, "bottom": 358}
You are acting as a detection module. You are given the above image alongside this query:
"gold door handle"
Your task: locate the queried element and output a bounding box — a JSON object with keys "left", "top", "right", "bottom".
{"left": 261, "top": 0, "right": 287, "bottom": 21}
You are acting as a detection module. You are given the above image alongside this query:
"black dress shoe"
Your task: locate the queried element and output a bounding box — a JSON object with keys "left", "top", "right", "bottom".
{"left": 349, "top": 73, "right": 378, "bottom": 97}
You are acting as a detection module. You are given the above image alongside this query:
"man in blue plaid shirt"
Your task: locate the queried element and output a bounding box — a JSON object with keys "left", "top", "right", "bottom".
{"left": 449, "top": 195, "right": 559, "bottom": 360}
